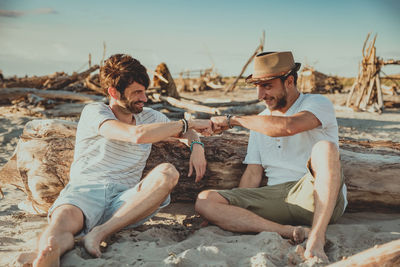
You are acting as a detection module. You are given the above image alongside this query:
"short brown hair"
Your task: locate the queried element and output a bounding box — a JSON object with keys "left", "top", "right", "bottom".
{"left": 100, "top": 54, "right": 149, "bottom": 96}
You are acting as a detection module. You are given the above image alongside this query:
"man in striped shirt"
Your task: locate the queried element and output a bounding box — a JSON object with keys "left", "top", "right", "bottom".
{"left": 30, "top": 54, "right": 212, "bottom": 266}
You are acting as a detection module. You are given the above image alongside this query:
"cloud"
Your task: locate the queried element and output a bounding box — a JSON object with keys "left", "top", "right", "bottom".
{"left": 0, "top": 8, "right": 57, "bottom": 18}
{"left": 0, "top": 10, "right": 23, "bottom": 18}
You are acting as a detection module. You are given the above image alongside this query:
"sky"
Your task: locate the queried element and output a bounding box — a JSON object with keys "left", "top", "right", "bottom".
{"left": 0, "top": 0, "right": 399, "bottom": 78}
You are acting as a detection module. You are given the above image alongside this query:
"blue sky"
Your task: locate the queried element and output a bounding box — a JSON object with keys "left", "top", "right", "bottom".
{"left": 0, "top": 0, "right": 399, "bottom": 78}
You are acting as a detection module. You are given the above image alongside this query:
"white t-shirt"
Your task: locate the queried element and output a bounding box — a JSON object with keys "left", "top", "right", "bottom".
{"left": 69, "top": 102, "right": 169, "bottom": 188}
{"left": 244, "top": 93, "right": 347, "bottom": 205}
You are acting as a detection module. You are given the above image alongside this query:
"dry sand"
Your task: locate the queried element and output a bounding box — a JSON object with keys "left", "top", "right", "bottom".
{"left": 1, "top": 91, "right": 400, "bottom": 266}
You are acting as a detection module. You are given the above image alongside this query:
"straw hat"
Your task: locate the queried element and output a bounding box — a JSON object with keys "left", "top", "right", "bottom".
{"left": 246, "top": 51, "right": 301, "bottom": 83}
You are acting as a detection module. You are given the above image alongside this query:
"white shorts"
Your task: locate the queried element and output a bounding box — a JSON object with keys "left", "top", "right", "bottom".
{"left": 48, "top": 182, "right": 170, "bottom": 235}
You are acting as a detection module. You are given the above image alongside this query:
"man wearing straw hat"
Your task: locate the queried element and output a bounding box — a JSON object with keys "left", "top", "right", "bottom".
{"left": 196, "top": 51, "right": 347, "bottom": 262}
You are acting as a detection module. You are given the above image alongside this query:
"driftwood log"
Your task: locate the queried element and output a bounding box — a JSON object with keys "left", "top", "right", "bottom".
{"left": 1, "top": 66, "right": 99, "bottom": 90}
{"left": 153, "top": 63, "right": 180, "bottom": 99}
{"left": 159, "top": 96, "right": 221, "bottom": 115}
{"left": 0, "top": 87, "right": 105, "bottom": 103}
{"left": 328, "top": 238, "right": 400, "bottom": 267}
{"left": 0, "top": 119, "right": 399, "bottom": 214}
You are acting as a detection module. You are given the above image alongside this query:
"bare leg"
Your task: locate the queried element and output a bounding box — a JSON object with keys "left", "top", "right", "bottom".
{"left": 195, "top": 190, "right": 310, "bottom": 242}
{"left": 305, "top": 141, "right": 341, "bottom": 262}
{"left": 27, "top": 205, "right": 84, "bottom": 267}
{"left": 83, "top": 163, "right": 179, "bottom": 257}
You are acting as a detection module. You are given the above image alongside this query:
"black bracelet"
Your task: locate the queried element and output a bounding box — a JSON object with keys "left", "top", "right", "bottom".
{"left": 226, "top": 114, "right": 233, "bottom": 129}
{"left": 180, "top": 118, "right": 188, "bottom": 134}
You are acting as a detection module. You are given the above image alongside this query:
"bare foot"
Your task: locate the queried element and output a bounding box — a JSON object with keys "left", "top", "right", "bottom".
{"left": 291, "top": 226, "right": 310, "bottom": 244}
{"left": 16, "top": 251, "right": 37, "bottom": 266}
{"left": 304, "top": 234, "right": 329, "bottom": 263}
{"left": 32, "top": 237, "right": 60, "bottom": 267}
{"left": 82, "top": 227, "right": 103, "bottom": 258}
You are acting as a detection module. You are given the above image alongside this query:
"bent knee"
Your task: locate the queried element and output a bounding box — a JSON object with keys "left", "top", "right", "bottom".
{"left": 156, "top": 163, "right": 179, "bottom": 179}
{"left": 153, "top": 163, "right": 179, "bottom": 188}
{"left": 50, "top": 204, "right": 84, "bottom": 223}
{"left": 195, "top": 190, "right": 227, "bottom": 213}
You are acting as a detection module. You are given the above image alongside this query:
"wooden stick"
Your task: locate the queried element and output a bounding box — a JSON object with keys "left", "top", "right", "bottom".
{"left": 346, "top": 81, "right": 358, "bottom": 107}
{"left": 147, "top": 68, "right": 169, "bottom": 84}
{"left": 159, "top": 96, "right": 221, "bottom": 115}
{"left": 0, "top": 87, "right": 105, "bottom": 102}
{"left": 376, "top": 74, "right": 384, "bottom": 109}
{"left": 328, "top": 239, "right": 400, "bottom": 267}
{"left": 362, "top": 32, "right": 371, "bottom": 58}
{"left": 84, "top": 75, "right": 104, "bottom": 95}
{"left": 220, "top": 103, "right": 265, "bottom": 115}
{"left": 360, "top": 75, "right": 376, "bottom": 110}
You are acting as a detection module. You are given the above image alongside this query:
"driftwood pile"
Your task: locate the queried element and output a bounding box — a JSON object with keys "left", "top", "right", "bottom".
{"left": 298, "top": 66, "right": 342, "bottom": 94}
{"left": 1, "top": 119, "right": 399, "bottom": 215}
{"left": 0, "top": 65, "right": 105, "bottom": 117}
{"left": 175, "top": 67, "right": 224, "bottom": 93}
{"left": 0, "top": 61, "right": 264, "bottom": 120}
{"left": 346, "top": 33, "right": 400, "bottom": 112}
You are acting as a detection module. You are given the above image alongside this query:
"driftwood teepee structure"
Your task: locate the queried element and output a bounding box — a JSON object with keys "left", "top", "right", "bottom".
{"left": 346, "top": 33, "right": 400, "bottom": 112}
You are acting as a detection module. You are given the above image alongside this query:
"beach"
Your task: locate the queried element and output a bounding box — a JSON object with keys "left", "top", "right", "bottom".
{"left": 1, "top": 93, "right": 399, "bottom": 266}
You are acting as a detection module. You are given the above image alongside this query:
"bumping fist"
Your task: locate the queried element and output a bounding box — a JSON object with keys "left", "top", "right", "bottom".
{"left": 210, "top": 116, "right": 230, "bottom": 134}
{"left": 188, "top": 119, "right": 214, "bottom": 136}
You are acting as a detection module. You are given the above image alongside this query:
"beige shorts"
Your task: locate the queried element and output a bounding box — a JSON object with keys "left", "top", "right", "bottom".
{"left": 217, "top": 169, "right": 345, "bottom": 226}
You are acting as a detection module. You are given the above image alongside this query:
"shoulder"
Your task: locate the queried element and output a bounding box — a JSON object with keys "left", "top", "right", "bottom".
{"left": 302, "top": 94, "right": 333, "bottom": 106}
{"left": 83, "top": 102, "right": 109, "bottom": 112}
{"left": 140, "top": 107, "right": 169, "bottom": 123}
{"left": 141, "top": 107, "right": 163, "bottom": 117}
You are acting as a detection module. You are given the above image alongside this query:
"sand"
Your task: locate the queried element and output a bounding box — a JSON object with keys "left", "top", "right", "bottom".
{"left": 1, "top": 92, "right": 400, "bottom": 266}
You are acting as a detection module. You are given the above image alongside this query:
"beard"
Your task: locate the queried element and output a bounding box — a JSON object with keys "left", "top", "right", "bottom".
{"left": 120, "top": 96, "right": 144, "bottom": 114}
{"left": 263, "top": 89, "right": 288, "bottom": 111}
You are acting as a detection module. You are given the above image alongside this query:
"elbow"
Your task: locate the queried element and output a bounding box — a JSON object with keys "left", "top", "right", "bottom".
{"left": 129, "top": 127, "right": 146, "bottom": 144}
{"left": 267, "top": 120, "right": 296, "bottom": 137}
{"left": 284, "top": 119, "right": 299, "bottom": 136}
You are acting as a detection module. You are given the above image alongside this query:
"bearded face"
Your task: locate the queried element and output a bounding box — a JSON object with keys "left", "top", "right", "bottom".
{"left": 116, "top": 81, "right": 147, "bottom": 114}
{"left": 268, "top": 87, "right": 288, "bottom": 111}
{"left": 119, "top": 94, "right": 145, "bottom": 114}
{"left": 257, "top": 78, "right": 288, "bottom": 111}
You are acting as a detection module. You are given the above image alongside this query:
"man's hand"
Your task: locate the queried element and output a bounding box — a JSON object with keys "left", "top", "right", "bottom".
{"left": 188, "top": 144, "right": 207, "bottom": 182}
{"left": 188, "top": 119, "right": 213, "bottom": 136}
{"left": 210, "top": 116, "right": 229, "bottom": 134}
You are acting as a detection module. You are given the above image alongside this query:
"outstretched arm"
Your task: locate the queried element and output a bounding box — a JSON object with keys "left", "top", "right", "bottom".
{"left": 211, "top": 111, "right": 321, "bottom": 137}
{"left": 99, "top": 119, "right": 212, "bottom": 144}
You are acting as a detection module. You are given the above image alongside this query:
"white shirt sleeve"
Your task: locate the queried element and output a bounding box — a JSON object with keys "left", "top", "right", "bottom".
{"left": 79, "top": 103, "right": 116, "bottom": 135}
{"left": 243, "top": 130, "right": 262, "bottom": 165}
{"left": 298, "top": 95, "right": 337, "bottom": 129}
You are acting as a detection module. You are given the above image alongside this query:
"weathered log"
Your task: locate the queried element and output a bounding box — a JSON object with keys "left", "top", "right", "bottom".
{"left": 220, "top": 103, "right": 266, "bottom": 115}
{"left": 1, "top": 66, "right": 99, "bottom": 90}
{"left": 153, "top": 63, "right": 180, "bottom": 99}
{"left": 159, "top": 96, "right": 221, "bottom": 115}
{"left": 45, "top": 65, "right": 99, "bottom": 90}
{"left": 328, "top": 238, "right": 400, "bottom": 267}
{"left": 84, "top": 74, "right": 104, "bottom": 95}
{"left": 180, "top": 97, "right": 261, "bottom": 108}
{"left": 0, "top": 87, "right": 105, "bottom": 103}
{"left": 0, "top": 119, "right": 399, "bottom": 214}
